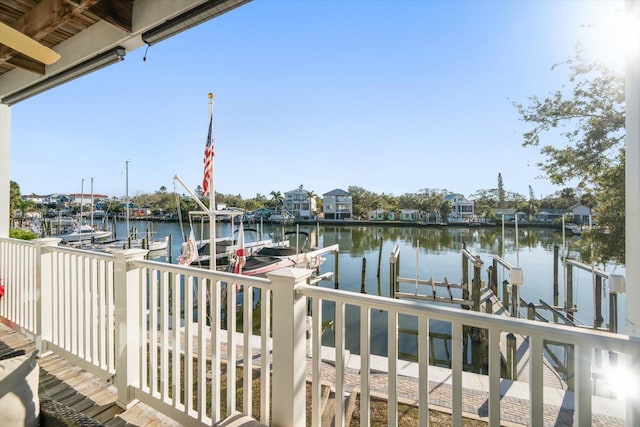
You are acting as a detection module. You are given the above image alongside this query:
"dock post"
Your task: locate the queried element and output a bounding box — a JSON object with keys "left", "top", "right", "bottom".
{"left": 389, "top": 249, "right": 399, "bottom": 299}
{"left": 566, "top": 344, "right": 575, "bottom": 391}
{"left": 507, "top": 333, "right": 517, "bottom": 380}
{"left": 361, "top": 257, "right": 367, "bottom": 293}
{"left": 490, "top": 260, "right": 498, "bottom": 295}
{"left": 377, "top": 237, "right": 383, "bottom": 278}
{"left": 472, "top": 256, "right": 483, "bottom": 312}
{"left": 609, "top": 293, "right": 618, "bottom": 333}
{"left": 462, "top": 243, "right": 469, "bottom": 304}
{"left": 566, "top": 264, "right": 574, "bottom": 322}
{"left": 502, "top": 280, "right": 510, "bottom": 312}
{"left": 553, "top": 245, "right": 559, "bottom": 299}
{"left": 486, "top": 299, "right": 492, "bottom": 314}
{"left": 528, "top": 302, "right": 536, "bottom": 321}
{"left": 595, "top": 275, "right": 604, "bottom": 329}
{"left": 334, "top": 250, "right": 340, "bottom": 289}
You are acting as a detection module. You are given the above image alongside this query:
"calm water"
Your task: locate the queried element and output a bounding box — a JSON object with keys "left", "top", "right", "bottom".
{"left": 118, "top": 219, "right": 626, "bottom": 368}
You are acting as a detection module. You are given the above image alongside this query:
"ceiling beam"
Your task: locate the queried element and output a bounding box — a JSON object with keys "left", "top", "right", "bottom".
{"left": 86, "top": 0, "right": 134, "bottom": 33}
{"left": 7, "top": 54, "right": 46, "bottom": 75}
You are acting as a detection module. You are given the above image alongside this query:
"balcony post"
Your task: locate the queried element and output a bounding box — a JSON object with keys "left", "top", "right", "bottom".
{"left": 112, "top": 248, "right": 148, "bottom": 409}
{"left": 34, "top": 238, "right": 61, "bottom": 355}
{"left": 267, "top": 267, "right": 313, "bottom": 427}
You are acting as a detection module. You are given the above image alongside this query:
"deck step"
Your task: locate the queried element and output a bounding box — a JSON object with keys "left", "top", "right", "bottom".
{"left": 320, "top": 386, "right": 358, "bottom": 427}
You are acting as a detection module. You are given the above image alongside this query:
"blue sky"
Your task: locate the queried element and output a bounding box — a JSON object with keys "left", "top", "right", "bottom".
{"left": 10, "top": 0, "right": 626, "bottom": 200}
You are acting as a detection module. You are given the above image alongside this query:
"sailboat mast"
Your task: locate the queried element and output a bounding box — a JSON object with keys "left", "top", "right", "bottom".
{"left": 90, "top": 177, "right": 94, "bottom": 229}
{"left": 126, "top": 160, "right": 130, "bottom": 241}
{"left": 80, "top": 178, "right": 84, "bottom": 245}
{"left": 208, "top": 92, "right": 216, "bottom": 271}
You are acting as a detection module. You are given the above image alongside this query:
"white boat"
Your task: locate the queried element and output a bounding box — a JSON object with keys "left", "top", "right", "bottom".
{"left": 229, "top": 245, "right": 326, "bottom": 277}
{"left": 103, "top": 235, "right": 169, "bottom": 252}
{"left": 56, "top": 224, "right": 112, "bottom": 242}
{"left": 182, "top": 232, "right": 286, "bottom": 268}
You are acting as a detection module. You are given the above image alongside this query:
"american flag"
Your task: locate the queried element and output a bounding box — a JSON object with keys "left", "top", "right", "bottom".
{"left": 234, "top": 221, "right": 246, "bottom": 274}
{"left": 202, "top": 114, "right": 214, "bottom": 196}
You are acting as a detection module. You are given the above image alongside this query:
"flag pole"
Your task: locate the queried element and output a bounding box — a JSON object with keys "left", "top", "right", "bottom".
{"left": 208, "top": 92, "right": 216, "bottom": 271}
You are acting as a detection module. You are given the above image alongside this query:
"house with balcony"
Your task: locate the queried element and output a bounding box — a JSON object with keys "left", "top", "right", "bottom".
{"left": 322, "top": 189, "right": 352, "bottom": 219}
{"left": 445, "top": 193, "right": 475, "bottom": 222}
{"left": 283, "top": 185, "right": 317, "bottom": 219}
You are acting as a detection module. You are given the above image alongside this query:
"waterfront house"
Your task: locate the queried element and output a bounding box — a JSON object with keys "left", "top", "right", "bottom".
{"left": 534, "top": 208, "right": 569, "bottom": 223}
{"left": 368, "top": 208, "right": 387, "bottom": 220}
{"left": 444, "top": 193, "right": 475, "bottom": 221}
{"left": 68, "top": 193, "right": 109, "bottom": 207}
{"left": 283, "top": 185, "right": 317, "bottom": 219}
{"left": 399, "top": 208, "right": 419, "bottom": 222}
{"left": 493, "top": 208, "right": 531, "bottom": 222}
{"left": 570, "top": 203, "right": 594, "bottom": 225}
{"left": 322, "top": 188, "right": 352, "bottom": 219}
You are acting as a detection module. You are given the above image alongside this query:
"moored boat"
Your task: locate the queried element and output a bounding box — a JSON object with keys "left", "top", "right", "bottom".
{"left": 55, "top": 223, "right": 112, "bottom": 242}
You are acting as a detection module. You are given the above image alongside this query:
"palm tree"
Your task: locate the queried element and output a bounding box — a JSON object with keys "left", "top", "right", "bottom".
{"left": 306, "top": 190, "right": 320, "bottom": 216}
{"left": 269, "top": 191, "right": 284, "bottom": 213}
{"left": 15, "top": 198, "right": 37, "bottom": 228}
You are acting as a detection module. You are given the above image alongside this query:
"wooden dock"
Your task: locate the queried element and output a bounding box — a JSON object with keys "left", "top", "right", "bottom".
{"left": 478, "top": 287, "right": 568, "bottom": 389}
{"left": 0, "top": 321, "right": 181, "bottom": 427}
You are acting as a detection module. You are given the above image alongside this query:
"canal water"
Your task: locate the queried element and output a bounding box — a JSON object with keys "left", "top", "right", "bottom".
{"left": 118, "top": 219, "right": 626, "bottom": 372}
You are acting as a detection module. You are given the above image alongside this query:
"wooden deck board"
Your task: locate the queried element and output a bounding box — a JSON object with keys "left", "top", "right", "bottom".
{"left": 0, "top": 322, "right": 182, "bottom": 427}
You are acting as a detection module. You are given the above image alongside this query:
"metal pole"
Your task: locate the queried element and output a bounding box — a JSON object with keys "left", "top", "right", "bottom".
{"left": 208, "top": 93, "right": 216, "bottom": 271}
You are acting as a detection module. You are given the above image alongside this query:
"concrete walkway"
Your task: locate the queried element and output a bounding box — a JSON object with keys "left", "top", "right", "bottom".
{"left": 307, "top": 353, "right": 625, "bottom": 426}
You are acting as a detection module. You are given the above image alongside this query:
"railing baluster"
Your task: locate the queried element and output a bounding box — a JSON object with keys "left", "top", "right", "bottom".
{"left": 335, "top": 300, "right": 345, "bottom": 427}
{"left": 488, "top": 328, "right": 501, "bottom": 426}
{"left": 574, "top": 343, "right": 592, "bottom": 426}
{"left": 185, "top": 273, "right": 194, "bottom": 415}
{"left": 360, "top": 305, "right": 371, "bottom": 427}
{"left": 197, "top": 274, "right": 208, "bottom": 421}
{"left": 161, "top": 270, "right": 170, "bottom": 401}
{"left": 242, "top": 284, "right": 253, "bottom": 415}
{"left": 529, "top": 335, "right": 544, "bottom": 427}
{"left": 418, "top": 315, "right": 429, "bottom": 426}
{"left": 149, "top": 268, "right": 158, "bottom": 396}
{"left": 227, "top": 281, "right": 237, "bottom": 414}
{"left": 312, "top": 296, "right": 323, "bottom": 427}
{"left": 260, "top": 286, "right": 270, "bottom": 424}
{"left": 388, "top": 310, "right": 398, "bottom": 427}
{"left": 211, "top": 278, "right": 222, "bottom": 422}
{"left": 451, "top": 322, "right": 463, "bottom": 426}
{"left": 172, "top": 271, "right": 181, "bottom": 409}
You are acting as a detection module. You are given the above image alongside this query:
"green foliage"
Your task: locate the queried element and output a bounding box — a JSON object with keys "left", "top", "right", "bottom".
{"left": 515, "top": 52, "right": 625, "bottom": 265}
{"left": 9, "top": 228, "right": 38, "bottom": 240}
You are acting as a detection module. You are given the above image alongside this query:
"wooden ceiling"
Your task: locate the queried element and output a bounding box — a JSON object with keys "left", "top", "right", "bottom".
{"left": 0, "top": 0, "right": 134, "bottom": 77}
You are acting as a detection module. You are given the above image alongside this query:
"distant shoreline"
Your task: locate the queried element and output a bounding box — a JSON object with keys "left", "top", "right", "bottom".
{"left": 124, "top": 216, "right": 563, "bottom": 230}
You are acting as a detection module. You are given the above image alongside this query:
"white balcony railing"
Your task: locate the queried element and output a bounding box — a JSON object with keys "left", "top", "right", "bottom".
{"left": 1, "top": 236, "right": 639, "bottom": 426}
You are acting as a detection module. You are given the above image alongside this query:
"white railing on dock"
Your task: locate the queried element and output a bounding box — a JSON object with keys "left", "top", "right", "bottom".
{"left": 1, "top": 236, "right": 640, "bottom": 427}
